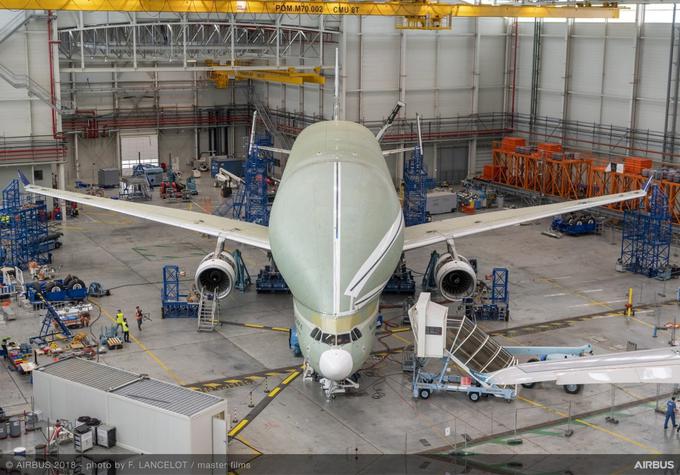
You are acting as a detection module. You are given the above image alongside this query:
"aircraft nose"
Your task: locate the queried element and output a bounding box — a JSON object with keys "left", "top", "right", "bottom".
{"left": 319, "top": 348, "right": 353, "bottom": 381}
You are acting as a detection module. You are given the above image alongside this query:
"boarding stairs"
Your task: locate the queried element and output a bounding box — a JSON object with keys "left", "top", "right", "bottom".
{"left": 410, "top": 293, "right": 517, "bottom": 388}
{"left": 197, "top": 288, "right": 219, "bottom": 332}
{"left": 444, "top": 315, "right": 517, "bottom": 387}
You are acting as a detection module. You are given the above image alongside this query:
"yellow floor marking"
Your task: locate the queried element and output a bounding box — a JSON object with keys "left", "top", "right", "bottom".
{"left": 225, "top": 379, "right": 242, "bottom": 384}
{"left": 390, "top": 332, "right": 412, "bottom": 345}
{"left": 282, "top": 371, "right": 300, "bottom": 385}
{"left": 389, "top": 327, "right": 411, "bottom": 333}
{"left": 185, "top": 386, "right": 200, "bottom": 391}
{"left": 271, "top": 327, "right": 290, "bottom": 332}
{"left": 518, "top": 395, "right": 660, "bottom": 454}
{"left": 265, "top": 372, "right": 282, "bottom": 377}
{"left": 228, "top": 419, "right": 249, "bottom": 437}
{"left": 203, "top": 383, "right": 221, "bottom": 388}
{"left": 93, "top": 300, "right": 185, "bottom": 385}
{"left": 233, "top": 435, "right": 262, "bottom": 455}
{"left": 629, "top": 315, "right": 655, "bottom": 329}
{"left": 245, "top": 375, "right": 263, "bottom": 381}
{"left": 245, "top": 323, "right": 265, "bottom": 329}
{"left": 268, "top": 387, "right": 281, "bottom": 398}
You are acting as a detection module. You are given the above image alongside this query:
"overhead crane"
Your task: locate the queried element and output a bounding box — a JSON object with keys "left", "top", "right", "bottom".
{"left": 206, "top": 61, "right": 326, "bottom": 86}
{"left": 0, "top": 1, "right": 620, "bottom": 31}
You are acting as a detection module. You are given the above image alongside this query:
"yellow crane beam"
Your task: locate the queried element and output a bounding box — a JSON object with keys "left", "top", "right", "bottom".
{"left": 207, "top": 63, "right": 326, "bottom": 87}
{"left": 0, "top": 0, "right": 619, "bottom": 19}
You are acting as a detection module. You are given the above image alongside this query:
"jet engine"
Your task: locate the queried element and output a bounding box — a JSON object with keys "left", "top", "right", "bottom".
{"left": 195, "top": 251, "right": 237, "bottom": 300}
{"left": 434, "top": 253, "right": 477, "bottom": 301}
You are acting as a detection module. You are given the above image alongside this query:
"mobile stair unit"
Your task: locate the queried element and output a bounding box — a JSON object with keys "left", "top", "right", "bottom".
{"left": 197, "top": 289, "right": 220, "bottom": 332}
{"left": 409, "top": 293, "right": 516, "bottom": 402}
{"left": 408, "top": 293, "right": 590, "bottom": 401}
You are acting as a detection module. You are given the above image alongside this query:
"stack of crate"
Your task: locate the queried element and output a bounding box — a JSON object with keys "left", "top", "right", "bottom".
{"left": 624, "top": 157, "right": 653, "bottom": 176}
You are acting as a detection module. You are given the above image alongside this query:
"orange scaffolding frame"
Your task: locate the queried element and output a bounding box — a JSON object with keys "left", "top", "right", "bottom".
{"left": 481, "top": 137, "right": 680, "bottom": 225}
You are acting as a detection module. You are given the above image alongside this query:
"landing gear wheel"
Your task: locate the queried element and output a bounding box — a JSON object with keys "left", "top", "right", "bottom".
{"left": 419, "top": 389, "right": 431, "bottom": 400}
{"left": 563, "top": 384, "right": 582, "bottom": 395}
{"left": 468, "top": 392, "right": 481, "bottom": 402}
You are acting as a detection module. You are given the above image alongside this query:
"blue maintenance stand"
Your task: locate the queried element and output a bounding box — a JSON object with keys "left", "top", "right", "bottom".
{"left": 256, "top": 252, "right": 290, "bottom": 294}
{"left": 464, "top": 267, "right": 509, "bottom": 321}
{"left": 384, "top": 254, "right": 416, "bottom": 295}
{"left": 233, "top": 134, "right": 275, "bottom": 225}
{"left": 403, "top": 146, "right": 434, "bottom": 227}
{"left": 4, "top": 179, "right": 57, "bottom": 269}
{"left": 161, "top": 265, "right": 198, "bottom": 318}
{"left": 620, "top": 184, "right": 672, "bottom": 279}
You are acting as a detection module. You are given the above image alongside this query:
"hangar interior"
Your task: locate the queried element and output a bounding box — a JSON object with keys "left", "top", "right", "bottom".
{"left": 1, "top": 1, "right": 680, "bottom": 469}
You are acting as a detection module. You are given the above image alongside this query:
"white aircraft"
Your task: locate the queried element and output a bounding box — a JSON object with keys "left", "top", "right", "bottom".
{"left": 20, "top": 86, "right": 655, "bottom": 397}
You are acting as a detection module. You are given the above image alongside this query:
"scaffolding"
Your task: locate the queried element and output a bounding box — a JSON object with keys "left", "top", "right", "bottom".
{"left": 1, "top": 179, "right": 52, "bottom": 269}
{"left": 620, "top": 185, "right": 672, "bottom": 278}
{"left": 233, "top": 134, "right": 274, "bottom": 225}
{"left": 483, "top": 136, "right": 680, "bottom": 226}
{"left": 403, "top": 146, "right": 431, "bottom": 227}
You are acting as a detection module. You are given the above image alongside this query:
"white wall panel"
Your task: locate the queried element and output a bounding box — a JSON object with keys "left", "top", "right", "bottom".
{"left": 602, "top": 36, "right": 635, "bottom": 97}
{"left": 568, "top": 95, "right": 601, "bottom": 123}
{"left": 600, "top": 98, "right": 632, "bottom": 127}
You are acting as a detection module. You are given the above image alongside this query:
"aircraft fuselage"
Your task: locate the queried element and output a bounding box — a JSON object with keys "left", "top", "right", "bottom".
{"left": 268, "top": 121, "right": 404, "bottom": 381}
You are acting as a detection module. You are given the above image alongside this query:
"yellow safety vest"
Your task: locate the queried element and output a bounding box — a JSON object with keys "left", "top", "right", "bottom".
{"left": 122, "top": 321, "right": 129, "bottom": 332}
{"left": 116, "top": 312, "right": 124, "bottom": 324}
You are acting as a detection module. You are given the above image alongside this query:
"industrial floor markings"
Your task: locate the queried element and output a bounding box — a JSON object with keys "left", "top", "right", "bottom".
{"left": 228, "top": 368, "right": 303, "bottom": 439}
{"left": 488, "top": 300, "right": 676, "bottom": 338}
{"left": 184, "top": 346, "right": 408, "bottom": 393}
{"left": 184, "top": 365, "right": 302, "bottom": 392}
{"left": 219, "top": 320, "right": 291, "bottom": 333}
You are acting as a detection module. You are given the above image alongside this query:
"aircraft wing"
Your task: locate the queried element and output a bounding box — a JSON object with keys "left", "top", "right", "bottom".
{"left": 21, "top": 179, "right": 270, "bottom": 250}
{"left": 403, "top": 189, "right": 646, "bottom": 251}
{"left": 484, "top": 348, "right": 680, "bottom": 386}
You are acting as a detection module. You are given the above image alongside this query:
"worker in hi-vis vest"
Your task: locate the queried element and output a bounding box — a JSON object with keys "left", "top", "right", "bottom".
{"left": 122, "top": 318, "right": 130, "bottom": 343}
{"left": 116, "top": 309, "right": 125, "bottom": 333}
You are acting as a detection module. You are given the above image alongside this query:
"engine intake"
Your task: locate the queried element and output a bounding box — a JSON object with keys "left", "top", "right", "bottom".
{"left": 435, "top": 253, "right": 477, "bottom": 301}
{"left": 195, "top": 251, "right": 236, "bottom": 300}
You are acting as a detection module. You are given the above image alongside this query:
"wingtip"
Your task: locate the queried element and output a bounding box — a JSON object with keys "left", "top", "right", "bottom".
{"left": 17, "top": 170, "right": 29, "bottom": 187}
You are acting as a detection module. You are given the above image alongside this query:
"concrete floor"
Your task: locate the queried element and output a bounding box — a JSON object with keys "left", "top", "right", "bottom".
{"left": 2, "top": 175, "right": 680, "bottom": 460}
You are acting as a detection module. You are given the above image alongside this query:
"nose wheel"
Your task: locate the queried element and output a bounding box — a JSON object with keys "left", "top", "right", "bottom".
{"left": 320, "top": 377, "right": 360, "bottom": 399}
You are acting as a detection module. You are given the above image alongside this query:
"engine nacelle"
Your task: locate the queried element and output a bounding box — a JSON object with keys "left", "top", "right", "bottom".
{"left": 434, "top": 253, "right": 477, "bottom": 301}
{"left": 195, "top": 251, "right": 236, "bottom": 300}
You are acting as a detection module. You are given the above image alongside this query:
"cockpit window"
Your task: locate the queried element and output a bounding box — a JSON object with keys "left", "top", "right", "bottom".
{"left": 310, "top": 328, "right": 320, "bottom": 339}
{"left": 322, "top": 333, "right": 336, "bottom": 345}
{"left": 351, "top": 328, "right": 362, "bottom": 341}
{"left": 336, "top": 333, "right": 351, "bottom": 345}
